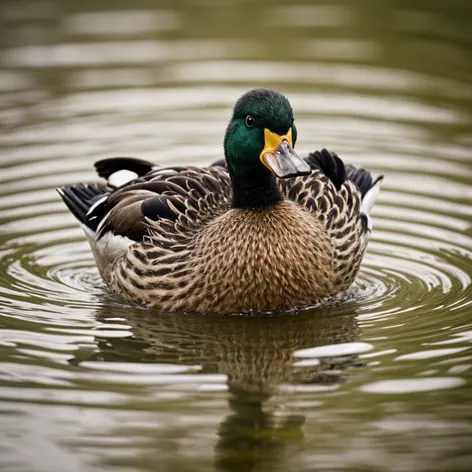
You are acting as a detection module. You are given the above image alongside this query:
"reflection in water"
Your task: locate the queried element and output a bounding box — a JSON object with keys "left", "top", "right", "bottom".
{"left": 216, "top": 391, "right": 304, "bottom": 472}
{"left": 92, "top": 307, "right": 359, "bottom": 472}
{"left": 0, "top": 0, "right": 471, "bottom": 470}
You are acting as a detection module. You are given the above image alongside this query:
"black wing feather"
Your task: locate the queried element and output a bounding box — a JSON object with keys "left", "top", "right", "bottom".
{"left": 57, "top": 183, "right": 110, "bottom": 229}
{"left": 305, "top": 149, "right": 346, "bottom": 191}
{"left": 344, "top": 164, "right": 374, "bottom": 198}
{"left": 95, "top": 157, "right": 155, "bottom": 179}
{"left": 305, "top": 149, "right": 381, "bottom": 200}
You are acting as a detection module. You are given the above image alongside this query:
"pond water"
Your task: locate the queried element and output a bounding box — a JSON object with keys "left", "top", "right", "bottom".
{"left": 0, "top": 1, "right": 471, "bottom": 471}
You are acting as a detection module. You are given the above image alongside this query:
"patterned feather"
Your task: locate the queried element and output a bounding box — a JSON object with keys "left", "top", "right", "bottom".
{"left": 58, "top": 152, "right": 381, "bottom": 313}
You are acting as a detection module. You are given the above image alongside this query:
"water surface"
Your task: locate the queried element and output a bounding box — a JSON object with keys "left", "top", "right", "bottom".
{"left": 0, "top": 1, "right": 472, "bottom": 471}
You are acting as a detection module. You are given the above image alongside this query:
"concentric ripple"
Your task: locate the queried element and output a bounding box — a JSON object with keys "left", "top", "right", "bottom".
{"left": 0, "top": 1, "right": 471, "bottom": 472}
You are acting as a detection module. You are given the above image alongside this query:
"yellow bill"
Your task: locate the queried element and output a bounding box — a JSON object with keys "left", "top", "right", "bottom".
{"left": 260, "top": 128, "right": 311, "bottom": 179}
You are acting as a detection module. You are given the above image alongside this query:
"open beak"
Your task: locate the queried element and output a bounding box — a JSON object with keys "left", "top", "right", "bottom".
{"left": 260, "top": 128, "right": 311, "bottom": 179}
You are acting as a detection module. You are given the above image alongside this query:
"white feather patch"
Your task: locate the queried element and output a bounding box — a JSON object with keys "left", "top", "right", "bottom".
{"left": 86, "top": 195, "right": 108, "bottom": 216}
{"left": 81, "top": 224, "right": 134, "bottom": 265}
{"left": 96, "top": 211, "right": 110, "bottom": 234}
{"left": 360, "top": 177, "right": 383, "bottom": 216}
{"left": 109, "top": 169, "right": 138, "bottom": 188}
{"left": 82, "top": 224, "right": 96, "bottom": 242}
{"left": 95, "top": 231, "right": 134, "bottom": 262}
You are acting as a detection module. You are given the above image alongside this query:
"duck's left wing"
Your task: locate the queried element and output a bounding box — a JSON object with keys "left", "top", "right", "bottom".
{"left": 280, "top": 149, "right": 383, "bottom": 289}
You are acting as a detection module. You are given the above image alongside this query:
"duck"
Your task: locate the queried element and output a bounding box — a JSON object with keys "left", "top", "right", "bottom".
{"left": 58, "top": 88, "right": 382, "bottom": 314}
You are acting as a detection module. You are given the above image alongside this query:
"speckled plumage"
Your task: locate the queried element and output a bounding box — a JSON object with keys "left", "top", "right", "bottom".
{"left": 60, "top": 158, "right": 378, "bottom": 313}
{"left": 58, "top": 89, "right": 382, "bottom": 313}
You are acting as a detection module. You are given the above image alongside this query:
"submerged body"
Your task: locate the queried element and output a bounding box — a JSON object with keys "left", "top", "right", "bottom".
{"left": 58, "top": 89, "right": 382, "bottom": 313}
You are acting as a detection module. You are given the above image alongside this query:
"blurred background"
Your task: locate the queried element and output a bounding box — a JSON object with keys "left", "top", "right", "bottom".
{"left": 0, "top": 1, "right": 471, "bottom": 471}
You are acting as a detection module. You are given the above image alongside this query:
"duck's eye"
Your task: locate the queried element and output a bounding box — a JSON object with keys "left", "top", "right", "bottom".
{"left": 245, "top": 115, "right": 255, "bottom": 128}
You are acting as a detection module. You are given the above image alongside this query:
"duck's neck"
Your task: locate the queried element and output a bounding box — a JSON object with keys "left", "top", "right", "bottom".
{"left": 229, "top": 169, "right": 283, "bottom": 210}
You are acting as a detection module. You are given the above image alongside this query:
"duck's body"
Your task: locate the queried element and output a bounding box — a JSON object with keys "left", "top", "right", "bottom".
{"left": 111, "top": 199, "right": 334, "bottom": 313}
{"left": 58, "top": 89, "right": 382, "bottom": 313}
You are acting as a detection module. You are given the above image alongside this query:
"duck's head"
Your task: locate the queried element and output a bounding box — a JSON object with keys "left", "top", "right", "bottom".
{"left": 224, "top": 88, "right": 311, "bottom": 180}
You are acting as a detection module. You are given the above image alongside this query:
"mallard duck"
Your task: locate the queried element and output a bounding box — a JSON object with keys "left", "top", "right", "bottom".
{"left": 58, "top": 88, "right": 382, "bottom": 313}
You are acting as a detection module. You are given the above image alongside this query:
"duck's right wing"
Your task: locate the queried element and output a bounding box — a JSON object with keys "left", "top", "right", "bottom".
{"left": 58, "top": 158, "right": 231, "bottom": 265}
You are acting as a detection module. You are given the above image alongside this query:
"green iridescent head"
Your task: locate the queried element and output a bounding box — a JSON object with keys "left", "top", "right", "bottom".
{"left": 223, "top": 88, "right": 310, "bottom": 179}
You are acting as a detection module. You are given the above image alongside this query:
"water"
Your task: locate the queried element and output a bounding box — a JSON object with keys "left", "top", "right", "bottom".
{"left": 0, "top": 0, "right": 471, "bottom": 471}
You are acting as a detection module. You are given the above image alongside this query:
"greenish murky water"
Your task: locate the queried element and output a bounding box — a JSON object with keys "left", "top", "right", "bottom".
{"left": 1, "top": 1, "right": 471, "bottom": 471}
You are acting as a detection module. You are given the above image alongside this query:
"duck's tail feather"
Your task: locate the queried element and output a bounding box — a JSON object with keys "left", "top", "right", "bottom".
{"left": 57, "top": 183, "right": 110, "bottom": 231}
{"left": 344, "top": 164, "right": 383, "bottom": 201}
{"left": 345, "top": 164, "right": 384, "bottom": 216}
{"left": 360, "top": 175, "right": 383, "bottom": 216}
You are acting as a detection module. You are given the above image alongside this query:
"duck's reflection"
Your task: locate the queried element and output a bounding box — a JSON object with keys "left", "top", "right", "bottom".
{"left": 94, "top": 303, "right": 360, "bottom": 472}
{"left": 214, "top": 386, "right": 307, "bottom": 472}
